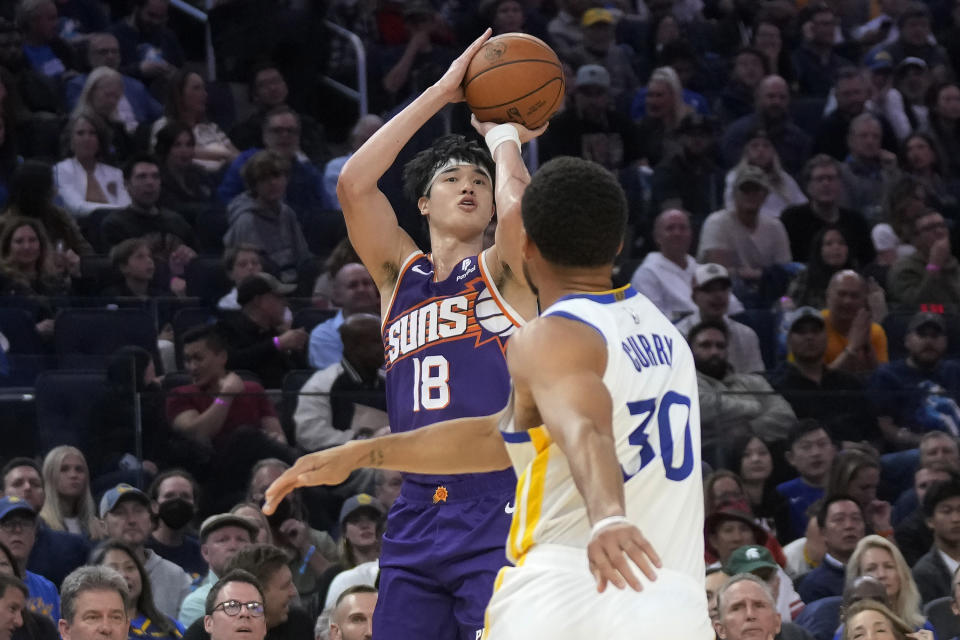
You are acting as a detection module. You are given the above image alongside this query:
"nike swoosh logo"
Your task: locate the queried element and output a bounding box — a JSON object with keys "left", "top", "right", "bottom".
{"left": 411, "top": 265, "right": 433, "bottom": 276}
{"left": 505, "top": 502, "right": 515, "bottom": 514}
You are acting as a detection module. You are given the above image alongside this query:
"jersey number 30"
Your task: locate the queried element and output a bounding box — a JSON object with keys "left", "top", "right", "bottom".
{"left": 621, "top": 391, "right": 694, "bottom": 482}
{"left": 412, "top": 356, "right": 450, "bottom": 411}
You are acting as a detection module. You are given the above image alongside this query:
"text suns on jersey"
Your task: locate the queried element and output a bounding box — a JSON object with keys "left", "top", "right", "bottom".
{"left": 383, "top": 278, "right": 516, "bottom": 370}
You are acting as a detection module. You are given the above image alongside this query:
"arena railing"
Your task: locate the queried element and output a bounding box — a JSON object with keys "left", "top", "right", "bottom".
{"left": 321, "top": 20, "right": 369, "bottom": 117}
{"left": 169, "top": 0, "right": 216, "bottom": 81}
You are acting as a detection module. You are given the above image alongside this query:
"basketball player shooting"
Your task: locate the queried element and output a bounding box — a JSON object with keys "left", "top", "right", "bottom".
{"left": 265, "top": 157, "right": 713, "bottom": 638}
{"left": 266, "top": 29, "right": 546, "bottom": 640}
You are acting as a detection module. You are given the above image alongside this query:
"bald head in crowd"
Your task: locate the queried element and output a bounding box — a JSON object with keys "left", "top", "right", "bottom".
{"left": 653, "top": 209, "right": 692, "bottom": 263}
{"left": 756, "top": 75, "right": 789, "bottom": 121}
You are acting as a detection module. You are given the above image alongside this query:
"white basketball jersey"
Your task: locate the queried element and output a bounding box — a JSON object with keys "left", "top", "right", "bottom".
{"left": 499, "top": 285, "right": 705, "bottom": 583}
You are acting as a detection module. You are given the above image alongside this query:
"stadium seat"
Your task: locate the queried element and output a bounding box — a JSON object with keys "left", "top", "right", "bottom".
{"left": 292, "top": 307, "right": 337, "bottom": 333}
{"left": 34, "top": 369, "right": 108, "bottom": 455}
{"left": 280, "top": 369, "right": 315, "bottom": 443}
{"left": 0, "top": 307, "right": 47, "bottom": 386}
{"left": 54, "top": 308, "right": 159, "bottom": 370}
{"left": 185, "top": 256, "right": 232, "bottom": 306}
{"left": 925, "top": 596, "right": 960, "bottom": 640}
{"left": 730, "top": 309, "right": 779, "bottom": 370}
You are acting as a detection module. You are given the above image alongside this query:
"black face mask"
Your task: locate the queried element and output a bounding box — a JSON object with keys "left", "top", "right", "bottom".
{"left": 264, "top": 497, "right": 292, "bottom": 529}
{"left": 158, "top": 498, "right": 195, "bottom": 530}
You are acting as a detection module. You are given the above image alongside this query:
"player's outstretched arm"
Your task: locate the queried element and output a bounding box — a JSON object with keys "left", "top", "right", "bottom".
{"left": 507, "top": 318, "right": 663, "bottom": 593}
{"left": 262, "top": 410, "right": 510, "bottom": 515}
{"left": 337, "top": 29, "right": 493, "bottom": 290}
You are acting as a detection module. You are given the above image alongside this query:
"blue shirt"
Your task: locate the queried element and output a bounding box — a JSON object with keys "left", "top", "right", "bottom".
{"left": 868, "top": 359, "right": 960, "bottom": 433}
{"left": 776, "top": 477, "right": 824, "bottom": 541}
{"left": 22, "top": 45, "right": 65, "bottom": 78}
{"left": 24, "top": 571, "right": 59, "bottom": 622}
{"left": 308, "top": 310, "right": 344, "bottom": 370}
{"left": 130, "top": 614, "right": 185, "bottom": 640}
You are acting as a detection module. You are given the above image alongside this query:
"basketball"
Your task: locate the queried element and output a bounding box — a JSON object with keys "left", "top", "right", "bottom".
{"left": 462, "top": 33, "right": 565, "bottom": 130}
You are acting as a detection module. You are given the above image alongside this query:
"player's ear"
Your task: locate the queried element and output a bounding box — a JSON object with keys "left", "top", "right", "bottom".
{"left": 713, "top": 620, "right": 727, "bottom": 639}
{"left": 520, "top": 226, "right": 533, "bottom": 259}
{"left": 417, "top": 195, "right": 430, "bottom": 217}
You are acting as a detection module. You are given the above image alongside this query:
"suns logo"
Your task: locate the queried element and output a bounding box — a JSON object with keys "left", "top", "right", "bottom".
{"left": 383, "top": 278, "right": 518, "bottom": 369}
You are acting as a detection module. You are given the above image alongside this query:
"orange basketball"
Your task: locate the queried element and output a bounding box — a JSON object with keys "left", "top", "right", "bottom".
{"left": 462, "top": 33, "right": 565, "bottom": 130}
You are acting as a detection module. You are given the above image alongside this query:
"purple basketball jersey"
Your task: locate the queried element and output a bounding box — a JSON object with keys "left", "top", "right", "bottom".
{"left": 383, "top": 251, "right": 520, "bottom": 487}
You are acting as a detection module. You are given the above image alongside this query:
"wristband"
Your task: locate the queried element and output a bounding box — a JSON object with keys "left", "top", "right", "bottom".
{"left": 590, "top": 515, "right": 629, "bottom": 538}
{"left": 273, "top": 336, "right": 281, "bottom": 350}
{"left": 926, "top": 263, "right": 941, "bottom": 272}
{"left": 214, "top": 397, "right": 227, "bottom": 406}
{"left": 299, "top": 544, "right": 316, "bottom": 575}
{"left": 484, "top": 123, "right": 521, "bottom": 156}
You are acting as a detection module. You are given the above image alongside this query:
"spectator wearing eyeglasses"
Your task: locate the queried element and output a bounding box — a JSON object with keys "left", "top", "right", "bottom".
{"left": 888, "top": 211, "right": 960, "bottom": 311}
{"left": 202, "top": 569, "right": 266, "bottom": 640}
{"left": 0, "top": 498, "right": 59, "bottom": 623}
{"left": 182, "top": 545, "right": 312, "bottom": 640}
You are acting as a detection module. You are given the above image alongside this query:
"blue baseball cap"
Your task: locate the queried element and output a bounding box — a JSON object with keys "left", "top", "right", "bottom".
{"left": 99, "top": 484, "right": 150, "bottom": 518}
{"left": 339, "top": 493, "right": 384, "bottom": 526}
{"left": 0, "top": 496, "right": 35, "bottom": 521}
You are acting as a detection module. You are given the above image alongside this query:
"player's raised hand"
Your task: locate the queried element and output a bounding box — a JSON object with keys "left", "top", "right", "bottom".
{"left": 262, "top": 445, "right": 359, "bottom": 515}
{"left": 433, "top": 28, "right": 491, "bottom": 103}
{"left": 587, "top": 520, "right": 661, "bottom": 593}
{"left": 470, "top": 114, "right": 548, "bottom": 144}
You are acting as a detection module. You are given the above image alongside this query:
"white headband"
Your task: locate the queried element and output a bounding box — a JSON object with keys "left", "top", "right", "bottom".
{"left": 423, "top": 158, "right": 492, "bottom": 197}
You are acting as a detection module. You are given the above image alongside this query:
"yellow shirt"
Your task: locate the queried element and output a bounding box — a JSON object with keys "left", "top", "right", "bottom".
{"left": 822, "top": 309, "right": 889, "bottom": 367}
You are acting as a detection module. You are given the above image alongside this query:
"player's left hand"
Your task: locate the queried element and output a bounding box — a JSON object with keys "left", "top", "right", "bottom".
{"left": 587, "top": 521, "right": 661, "bottom": 593}
{"left": 433, "top": 28, "right": 491, "bottom": 103}
{"left": 262, "top": 443, "right": 361, "bottom": 515}
{"left": 470, "top": 115, "right": 548, "bottom": 144}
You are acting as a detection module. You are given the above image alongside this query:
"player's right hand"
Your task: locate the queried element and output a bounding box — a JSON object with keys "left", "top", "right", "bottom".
{"left": 587, "top": 522, "right": 662, "bottom": 593}
{"left": 433, "top": 28, "right": 491, "bottom": 103}
{"left": 262, "top": 445, "right": 358, "bottom": 515}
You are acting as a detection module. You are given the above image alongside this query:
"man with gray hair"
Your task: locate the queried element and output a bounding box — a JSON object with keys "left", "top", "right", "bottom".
{"left": 58, "top": 566, "right": 129, "bottom": 640}
{"left": 715, "top": 574, "right": 781, "bottom": 640}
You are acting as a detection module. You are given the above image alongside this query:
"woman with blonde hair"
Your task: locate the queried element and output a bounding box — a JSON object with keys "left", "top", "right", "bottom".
{"left": 842, "top": 598, "right": 932, "bottom": 640}
{"left": 38, "top": 446, "right": 105, "bottom": 540}
{"left": 844, "top": 536, "right": 931, "bottom": 635}
{"left": 633, "top": 66, "right": 693, "bottom": 166}
{"left": 71, "top": 67, "right": 135, "bottom": 158}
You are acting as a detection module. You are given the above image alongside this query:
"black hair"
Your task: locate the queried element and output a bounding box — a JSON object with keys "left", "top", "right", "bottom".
{"left": 205, "top": 568, "right": 265, "bottom": 616}
{"left": 786, "top": 418, "right": 829, "bottom": 450}
{"left": 0, "top": 575, "right": 27, "bottom": 600}
{"left": 922, "top": 478, "right": 960, "bottom": 519}
{"left": 123, "top": 153, "right": 160, "bottom": 181}
{"left": 521, "top": 156, "right": 626, "bottom": 267}
{"left": 182, "top": 325, "right": 227, "bottom": 354}
{"left": 816, "top": 493, "right": 862, "bottom": 529}
{"left": 9, "top": 161, "right": 54, "bottom": 218}
{"left": 401, "top": 134, "right": 494, "bottom": 205}
{"left": 897, "top": 1, "right": 930, "bottom": 27}
{"left": 687, "top": 319, "right": 729, "bottom": 345}
{"left": 90, "top": 539, "right": 176, "bottom": 637}
{"left": 153, "top": 121, "right": 195, "bottom": 163}
{"left": 147, "top": 468, "right": 199, "bottom": 502}
{"left": 734, "top": 47, "right": 770, "bottom": 75}
{"left": 803, "top": 224, "right": 855, "bottom": 294}
{"left": 0, "top": 458, "right": 40, "bottom": 489}
{"left": 0, "top": 541, "right": 20, "bottom": 579}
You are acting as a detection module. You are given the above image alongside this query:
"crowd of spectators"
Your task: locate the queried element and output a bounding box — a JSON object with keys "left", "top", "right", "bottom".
{"left": 3, "top": 0, "right": 960, "bottom": 638}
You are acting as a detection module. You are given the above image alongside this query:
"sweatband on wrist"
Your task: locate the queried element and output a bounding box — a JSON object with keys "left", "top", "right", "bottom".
{"left": 590, "top": 515, "right": 629, "bottom": 538}
{"left": 214, "top": 397, "right": 227, "bottom": 406}
{"left": 299, "top": 544, "right": 316, "bottom": 574}
{"left": 273, "top": 336, "right": 281, "bottom": 350}
{"left": 484, "top": 123, "right": 521, "bottom": 156}
{"left": 927, "top": 263, "right": 941, "bottom": 272}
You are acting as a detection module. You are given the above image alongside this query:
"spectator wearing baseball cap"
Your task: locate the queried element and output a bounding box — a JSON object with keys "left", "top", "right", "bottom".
{"left": 99, "top": 484, "right": 192, "bottom": 621}
{"left": 176, "top": 513, "right": 257, "bottom": 627}
{"left": 767, "top": 306, "right": 876, "bottom": 444}
{"left": 215, "top": 272, "right": 308, "bottom": 389}
{"left": 538, "top": 63, "right": 643, "bottom": 176}
{"left": 631, "top": 209, "right": 745, "bottom": 321}
{"left": 723, "top": 545, "right": 805, "bottom": 623}
{"left": 723, "top": 126, "right": 807, "bottom": 222}
{"left": 564, "top": 8, "right": 638, "bottom": 103}
{"left": 698, "top": 164, "right": 793, "bottom": 307}
{"left": 675, "top": 263, "right": 764, "bottom": 373}
{"left": 867, "top": 310, "right": 960, "bottom": 450}
{"left": 0, "top": 497, "right": 60, "bottom": 623}
{"left": 319, "top": 495, "right": 384, "bottom": 612}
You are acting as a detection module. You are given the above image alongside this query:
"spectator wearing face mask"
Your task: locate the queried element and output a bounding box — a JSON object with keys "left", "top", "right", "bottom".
{"left": 146, "top": 471, "right": 205, "bottom": 584}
